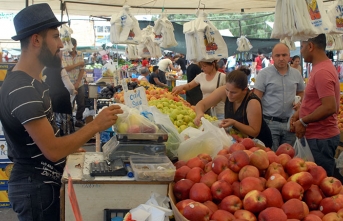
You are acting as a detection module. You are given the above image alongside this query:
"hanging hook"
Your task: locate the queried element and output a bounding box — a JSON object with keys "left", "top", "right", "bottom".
{"left": 201, "top": 3, "right": 205, "bottom": 11}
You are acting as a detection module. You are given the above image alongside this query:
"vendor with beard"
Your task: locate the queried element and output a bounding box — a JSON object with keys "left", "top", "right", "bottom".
{"left": 0, "top": 4, "right": 123, "bottom": 221}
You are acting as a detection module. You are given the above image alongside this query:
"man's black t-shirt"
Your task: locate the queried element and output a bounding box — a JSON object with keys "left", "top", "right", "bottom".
{"left": 175, "top": 57, "right": 187, "bottom": 72}
{"left": 0, "top": 69, "right": 65, "bottom": 185}
{"left": 149, "top": 73, "right": 161, "bottom": 85}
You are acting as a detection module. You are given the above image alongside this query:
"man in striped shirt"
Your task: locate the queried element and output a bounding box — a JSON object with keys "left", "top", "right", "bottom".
{"left": 0, "top": 4, "right": 122, "bottom": 221}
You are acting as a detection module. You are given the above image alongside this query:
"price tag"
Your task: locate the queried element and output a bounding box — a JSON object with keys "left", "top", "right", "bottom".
{"left": 124, "top": 87, "right": 148, "bottom": 109}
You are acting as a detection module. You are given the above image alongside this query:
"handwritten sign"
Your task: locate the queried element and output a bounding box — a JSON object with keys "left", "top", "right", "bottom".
{"left": 124, "top": 86, "right": 148, "bottom": 109}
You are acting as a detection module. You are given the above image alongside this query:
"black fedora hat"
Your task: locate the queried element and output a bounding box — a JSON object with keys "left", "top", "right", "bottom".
{"left": 12, "top": 3, "right": 66, "bottom": 41}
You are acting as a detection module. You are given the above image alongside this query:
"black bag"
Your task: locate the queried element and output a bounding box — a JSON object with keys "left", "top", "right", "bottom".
{"left": 205, "top": 73, "right": 221, "bottom": 116}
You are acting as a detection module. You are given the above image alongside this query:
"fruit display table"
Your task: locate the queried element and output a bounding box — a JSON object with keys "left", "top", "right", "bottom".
{"left": 60, "top": 152, "right": 170, "bottom": 221}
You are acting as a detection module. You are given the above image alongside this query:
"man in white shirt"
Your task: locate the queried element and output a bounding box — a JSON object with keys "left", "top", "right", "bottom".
{"left": 225, "top": 55, "right": 236, "bottom": 73}
{"left": 157, "top": 55, "right": 180, "bottom": 84}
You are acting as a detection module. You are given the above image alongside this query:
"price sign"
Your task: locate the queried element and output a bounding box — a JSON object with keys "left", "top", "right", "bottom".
{"left": 124, "top": 86, "right": 148, "bottom": 109}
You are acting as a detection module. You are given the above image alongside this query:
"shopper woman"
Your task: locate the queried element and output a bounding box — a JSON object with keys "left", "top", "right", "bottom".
{"left": 194, "top": 69, "right": 273, "bottom": 148}
{"left": 172, "top": 60, "right": 226, "bottom": 119}
{"left": 290, "top": 55, "right": 302, "bottom": 75}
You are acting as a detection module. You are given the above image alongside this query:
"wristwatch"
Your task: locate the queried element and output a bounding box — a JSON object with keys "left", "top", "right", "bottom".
{"left": 299, "top": 118, "right": 308, "bottom": 127}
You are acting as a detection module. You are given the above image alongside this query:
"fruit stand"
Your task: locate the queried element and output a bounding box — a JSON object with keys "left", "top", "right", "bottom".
{"left": 170, "top": 139, "right": 343, "bottom": 221}
{"left": 60, "top": 152, "right": 170, "bottom": 221}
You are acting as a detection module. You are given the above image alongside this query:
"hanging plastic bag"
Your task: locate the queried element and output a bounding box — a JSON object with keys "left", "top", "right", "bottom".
{"left": 184, "top": 11, "right": 228, "bottom": 62}
{"left": 60, "top": 24, "right": 74, "bottom": 52}
{"left": 326, "top": 0, "right": 343, "bottom": 34}
{"left": 280, "top": 37, "right": 296, "bottom": 51}
{"left": 236, "top": 36, "right": 253, "bottom": 52}
{"left": 293, "top": 137, "right": 315, "bottom": 162}
{"left": 153, "top": 14, "right": 178, "bottom": 48}
{"left": 201, "top": 117, "right": 233, "bottom": 147}
{"left": 110, "top": 5, "right": 141, "bottom": 45}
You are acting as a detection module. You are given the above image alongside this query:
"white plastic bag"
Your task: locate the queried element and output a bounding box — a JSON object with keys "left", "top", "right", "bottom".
{"left": 110, "top": 5, "right": 141, "bottom": 45}
{"left": 326, "top": 0, "right": 343, "bottom": 34}
{"left": 201, "top": 117, "right": 233, "bottom": 147}
{"left": 180, "top": 127, "right": 202, "bottom": 141}
{"left": 236, "top": 36, "right": 253, "bottom": 52}
{"left": 177, "top": 130, "right": 222, "bottom": 161}
{"left": 287, "top": 95, "right": 301, "bottom": 131}
{"left": 293, "top": 137, "right": 315, "bottom": 162}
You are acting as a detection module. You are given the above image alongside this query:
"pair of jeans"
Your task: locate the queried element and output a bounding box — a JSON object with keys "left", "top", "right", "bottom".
{"left": 74, "top": 85, "right": 85, "bottom": 121}
{"left": 8, "top": 176, "right": 60, "bottom": 221}
{"left": 264, "top": 118, "right": 296, "bottom": 151}
{"left": 306, "top": 134, "right": 339, "bottom": 176}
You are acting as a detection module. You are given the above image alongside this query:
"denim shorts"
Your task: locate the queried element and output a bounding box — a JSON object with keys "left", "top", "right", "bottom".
{"left": 306, "top": 134, "right": 339, "bottom": 176}
{"left": 8, "top": 176, "right": 61, "bottom": 221}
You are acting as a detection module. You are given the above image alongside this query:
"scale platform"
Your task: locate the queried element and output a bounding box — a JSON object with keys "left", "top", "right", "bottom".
{"left": 103, "top": 124, "right": 168, "bottom": 163}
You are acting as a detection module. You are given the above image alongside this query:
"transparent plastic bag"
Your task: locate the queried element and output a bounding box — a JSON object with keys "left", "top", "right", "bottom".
{"left": 293, "top": 137, "right": 315, "bottom": 162}
{"left": 114, "top": 104, "right": 158, "bottom": 133}
{"left": 139, "top": 105, "right": 182, "bottom": 159}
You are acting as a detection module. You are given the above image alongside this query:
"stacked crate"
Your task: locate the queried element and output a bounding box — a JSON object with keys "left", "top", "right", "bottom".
{"left": 0, "top": 134, "right": 11, "bottom": 208}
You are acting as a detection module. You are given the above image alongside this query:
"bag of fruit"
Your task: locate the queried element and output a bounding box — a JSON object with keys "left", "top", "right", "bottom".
{"left": 113, "top": 104, "right": 158, "bottom": 134}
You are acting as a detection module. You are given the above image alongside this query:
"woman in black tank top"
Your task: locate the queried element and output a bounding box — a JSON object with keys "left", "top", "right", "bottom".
{"left": 194, "top": 69, "right": 273, "bottom": 148}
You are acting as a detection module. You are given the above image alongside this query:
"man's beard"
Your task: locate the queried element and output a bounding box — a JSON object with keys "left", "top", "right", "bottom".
{"left": 38, "top": 41, "right": 61, "bottom": 68}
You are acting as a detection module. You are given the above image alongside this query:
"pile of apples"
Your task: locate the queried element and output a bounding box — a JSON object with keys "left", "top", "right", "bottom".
{"left": 172, "top": 138, "right": 343, "bottom": 221}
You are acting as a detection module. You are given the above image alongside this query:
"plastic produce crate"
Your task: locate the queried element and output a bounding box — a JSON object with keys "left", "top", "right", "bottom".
{"left": 103, "top": 209, "right": 129, "bottom": 221}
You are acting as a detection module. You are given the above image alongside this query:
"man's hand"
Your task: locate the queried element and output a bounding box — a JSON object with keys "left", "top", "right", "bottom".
{"left": 93, "top": 105, "right": 123, "bottom": 132}
{"left": 293, "top": 102, "right": 301, "bottom": 111}
{"left": 293, "top": 120, "right": 306, "bottom": 138}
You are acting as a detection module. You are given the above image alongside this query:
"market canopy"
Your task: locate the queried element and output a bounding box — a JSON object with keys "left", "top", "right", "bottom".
{"left": 1, "top": 0, "right": 338, "bottom": 17}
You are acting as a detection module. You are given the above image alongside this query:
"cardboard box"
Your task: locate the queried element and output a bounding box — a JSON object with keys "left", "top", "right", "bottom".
{"left": 0, "top": 136, "right": 10, "bottom": 163}
{"left": 0, "top": 163, "right": 13, "bottom": 187}
{"left": 0, "top": 189, "right": 11, "bottom": 208}
{"left": 168, "top": 183, "right": 189, "bottom": 221}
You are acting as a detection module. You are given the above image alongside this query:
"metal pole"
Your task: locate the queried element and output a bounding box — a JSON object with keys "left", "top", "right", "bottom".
{"left": 25, "top": 0, "right": 28, "bottom": 7}
{"left": 60, "top": 1, "right": 64, "bottom": 22}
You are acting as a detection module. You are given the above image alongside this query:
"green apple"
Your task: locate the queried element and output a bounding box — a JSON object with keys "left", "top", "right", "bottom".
{"left": 179, "top": 125, "right": 187, "bottom": 131}
{"left": 176, "top": 114, "right": 184, "bottom": 121}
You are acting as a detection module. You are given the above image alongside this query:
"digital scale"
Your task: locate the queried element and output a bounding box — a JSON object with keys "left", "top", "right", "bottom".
{"left": 90, "top": 125, "right": 168, "bottom": 177}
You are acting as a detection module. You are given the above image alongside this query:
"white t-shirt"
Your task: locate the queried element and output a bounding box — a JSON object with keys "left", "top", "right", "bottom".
{"left": 194, "top": 71, "right": 226, "bottom": 115}
{"left": 158, "top": 59, "right": 172, "bottom": 72}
